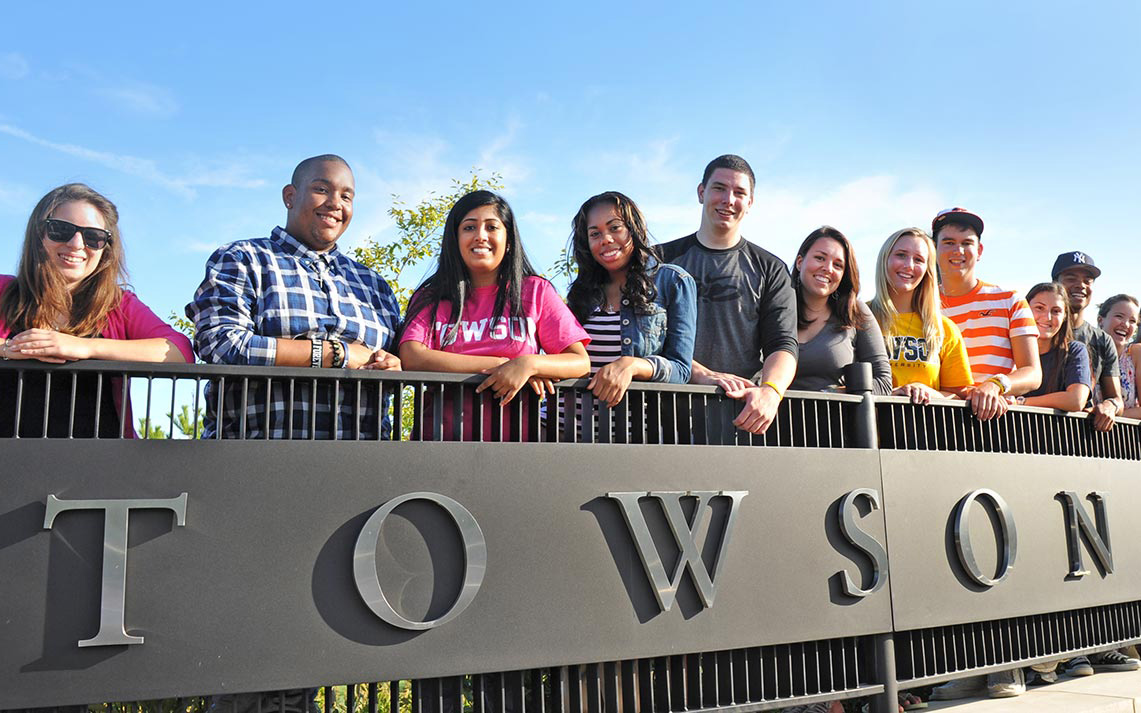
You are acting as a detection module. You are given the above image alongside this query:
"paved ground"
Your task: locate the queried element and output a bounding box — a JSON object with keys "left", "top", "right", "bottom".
{"left": 924, "top": 669, "right": 1141, "bottom": 711}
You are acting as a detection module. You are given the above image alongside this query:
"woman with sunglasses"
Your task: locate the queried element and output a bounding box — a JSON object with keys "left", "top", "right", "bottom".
{"left": 0, "top": 184, "right": 192, "bottom": 436}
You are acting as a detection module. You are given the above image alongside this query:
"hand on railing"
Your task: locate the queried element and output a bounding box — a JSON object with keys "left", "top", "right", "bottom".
{"left": 965, "top": 381, "right": 1009, "bottom": 421}
{"left": 2, "top": 329, "right": 75, "bottom": 363}
{"left": 359, "top": 347, "right": 401, "bottom": 371}
{"left": 893, "top": 382, "right": 942, "bottom": 405}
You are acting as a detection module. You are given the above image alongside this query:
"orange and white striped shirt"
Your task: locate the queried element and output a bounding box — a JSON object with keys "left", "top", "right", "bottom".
{"left": 941, "top": 281, "right": 1037, "bottom": 380}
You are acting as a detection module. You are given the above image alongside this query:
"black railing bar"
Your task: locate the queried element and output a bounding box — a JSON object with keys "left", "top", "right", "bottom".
{"left": 192, "top": 376, "right": 202, "bottom": 439}
{"left": 353, "top": 380, "right": 362, "bottom": 441}
{"left": 167, "top": 376, "right": 177, "bottom": 439}
{"left": 308, "top": 378, "right": 318, "bottom": 441}
{"left": 330, "top": 379, "right": 341, "bottom": 442}
{"left": 117, "top": 371, "right": 130, "bottom": 438}
{"left": 386, "top": 382, "right": 395, "bottom": 442}
{"left": 67, "top": 371, "right": 77, "bottom": 439}
{"left": 431, "top": 382, "right": 444, "bottom": 442}
{"left": 897, "top": 637, "right": 1141, "bottom": 689}
{"left": 142, "top": 375, "right": 154, "bottom": 439}
{"left": 40, "top": 370, "right": 52, "bottom": 438}
{"left": 214, "top": 376, "right": 225, "bottom": 440}
{"left": 239, "top": 377, "right": 249, "bottom": 440}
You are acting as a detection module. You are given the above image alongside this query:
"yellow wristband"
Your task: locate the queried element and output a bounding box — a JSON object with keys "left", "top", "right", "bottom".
{"left": 761, "top": 381, "right": 784, "bottom": 399}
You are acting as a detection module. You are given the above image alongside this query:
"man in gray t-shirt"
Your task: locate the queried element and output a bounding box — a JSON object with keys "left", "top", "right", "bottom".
{"left": 659, "top": 154, "right": 798, "bottom": 435}
{"left": 1051, "top": 250, "right": 1122, "bottom": 431}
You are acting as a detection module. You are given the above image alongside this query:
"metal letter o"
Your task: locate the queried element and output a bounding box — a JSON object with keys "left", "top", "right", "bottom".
{"left": 953, "top": 488, "right": 1017, "bottom": 587}
{"left": 353, "top": 492, "right": 487, "bottom": 631}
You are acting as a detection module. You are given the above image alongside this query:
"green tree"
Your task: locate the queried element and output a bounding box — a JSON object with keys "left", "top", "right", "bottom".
{"left": 172, "top": 404, "right": 204, "bottom": 439}
{"left": 136, "top": 418, "right": 167, "bottom": 440}
{"left": 352, "top": 171, "right": 503, "bottom": 313}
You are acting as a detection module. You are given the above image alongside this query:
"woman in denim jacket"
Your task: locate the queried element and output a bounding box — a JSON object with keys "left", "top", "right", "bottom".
{"left": 567, "top": 191, "right": 697, "bottom": 406}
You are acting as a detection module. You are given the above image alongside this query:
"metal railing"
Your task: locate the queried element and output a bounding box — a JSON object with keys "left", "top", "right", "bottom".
{"left": 4, "top": 360, "right": 1141, "bottom": 713}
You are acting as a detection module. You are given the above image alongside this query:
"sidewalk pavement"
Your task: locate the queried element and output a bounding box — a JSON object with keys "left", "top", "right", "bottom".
{"left": 925, "top": 669, "right": 1141, "bottom": 712}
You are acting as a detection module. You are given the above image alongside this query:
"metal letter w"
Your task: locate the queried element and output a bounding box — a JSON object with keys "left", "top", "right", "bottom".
{"left": 607, "top": 491, "right": 748, "bottom": 612}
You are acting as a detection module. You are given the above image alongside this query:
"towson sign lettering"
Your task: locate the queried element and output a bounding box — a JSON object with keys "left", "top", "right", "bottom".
{"left": 39, "top": 487, "right": 1114, "bottom": 647}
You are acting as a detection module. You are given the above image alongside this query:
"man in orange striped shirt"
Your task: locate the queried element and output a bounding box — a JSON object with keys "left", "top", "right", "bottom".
{"left": 934, "top": 208, "right": 1042, "bottom": 421}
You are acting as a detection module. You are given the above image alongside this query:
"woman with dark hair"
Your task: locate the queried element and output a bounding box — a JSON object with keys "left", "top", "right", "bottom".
{"left": 399, "top": 190, "right": 589, "bottom": 439}
{"left": 788, "top": 226, "right": 892, "bottom": 395}
{"left": 1015, "top": 282, "right": 1090, "bottom": 411}
{"left": 0, "top": 183, "right": 193, "bottom": 437}
{"left": 566, "top": 191, "right": 696, "bottom": 406}
{"left": 1097, "top": 294, "right": 1141, "bottom": 418}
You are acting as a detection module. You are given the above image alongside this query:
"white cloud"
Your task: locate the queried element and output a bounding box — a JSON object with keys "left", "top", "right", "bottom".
{"left": 479, "top": 117, "right": 530, "bottom": 185}
{"left": 0, "top": 124, "right": 265, "bottom": 198}
{"left": 97, "top": 82, "right": 179, "bottom": 119}
{"left": 0, "top": 52, "right": 29, "bottom": 80}
{"left": 0, "top": 181, "right": 35, "bottom": 214}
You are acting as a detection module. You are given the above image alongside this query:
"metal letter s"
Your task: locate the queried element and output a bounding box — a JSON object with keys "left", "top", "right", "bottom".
{"left": 837, "top": 488, "right": 888, "bottom": 597}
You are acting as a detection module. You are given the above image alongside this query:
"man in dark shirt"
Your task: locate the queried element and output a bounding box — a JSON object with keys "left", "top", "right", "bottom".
{"left": 659, "top": 155, "right": 798, "bottom": 434}
{"left": 1051, "top": 251, "right": 1121, "bottom": 432}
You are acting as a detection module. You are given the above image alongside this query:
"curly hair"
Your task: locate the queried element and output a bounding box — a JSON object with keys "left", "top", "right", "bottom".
{"left": 566, "top": 191, "right": 659, "bottom": 324}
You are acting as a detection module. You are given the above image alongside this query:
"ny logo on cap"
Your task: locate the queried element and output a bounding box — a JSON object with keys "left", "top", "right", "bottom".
{"left": 1074, "top": 252, "right": 1087, "bottom": 264}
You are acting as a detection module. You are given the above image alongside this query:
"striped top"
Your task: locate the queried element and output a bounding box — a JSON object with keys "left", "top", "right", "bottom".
{"left": 940, "top": 280, "right": 1037, "bottom": 380}
{"left": 583, "top": 309, "right": 623, "bottom": 374}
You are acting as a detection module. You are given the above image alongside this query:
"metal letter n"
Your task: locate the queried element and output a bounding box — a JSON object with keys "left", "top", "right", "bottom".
{"left": 607, "top": 490, "right": 748, "bottom": 612}
{"left": 1057, "top": 490, "right": 1113, "bottom": 578}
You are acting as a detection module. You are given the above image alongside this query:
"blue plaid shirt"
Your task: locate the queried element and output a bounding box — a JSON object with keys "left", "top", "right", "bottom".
{"left": 186, "top": 227, "right": 400, "bottom": 438}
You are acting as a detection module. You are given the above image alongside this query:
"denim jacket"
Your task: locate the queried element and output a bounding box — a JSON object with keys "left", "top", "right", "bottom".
{"left": 617, "top": 260, "right": 697, "bottom": 383}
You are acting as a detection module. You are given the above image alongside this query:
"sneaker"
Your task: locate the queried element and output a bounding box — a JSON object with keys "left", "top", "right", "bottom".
{"left": 1027, "top": 667, "right": 1059, "bottom": 686}
{"left": 987, "top": 668, "right": 1026, "bottom": 698}
{"left": 1092, "top": 650, "right": 1141, "bottom": 671}
{"left": 928, "top": 675, "right": 987, "bottom": 700}
{"left": 1066, "top": 656, "right": 1095, "bottom": 676}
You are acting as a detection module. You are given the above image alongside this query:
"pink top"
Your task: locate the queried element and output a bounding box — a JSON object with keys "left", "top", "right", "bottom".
{"left": 401, "top": 276, "right": 588, "bottom": 357}
{"left": 0, "top": 276, "right": 193, "bottom": 360}
{"left": 401, "top": 277, "right": 589, "bottom": 441}
{"left": 0, "top": 275, "right": 194, "bottom": 437}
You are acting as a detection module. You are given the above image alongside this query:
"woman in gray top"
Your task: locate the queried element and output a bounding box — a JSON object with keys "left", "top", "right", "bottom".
{"left": 789, "top": 226, "right": 893, "bottom": 395}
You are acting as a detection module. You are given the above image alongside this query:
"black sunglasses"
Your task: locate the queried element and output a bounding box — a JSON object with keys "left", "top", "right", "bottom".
{"left": 43, "top": 218, "right": 113, "bottom": 250}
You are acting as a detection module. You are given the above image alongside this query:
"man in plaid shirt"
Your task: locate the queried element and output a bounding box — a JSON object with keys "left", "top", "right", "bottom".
{"left": 186, "top": 154, "right": 402, "bottom": 439}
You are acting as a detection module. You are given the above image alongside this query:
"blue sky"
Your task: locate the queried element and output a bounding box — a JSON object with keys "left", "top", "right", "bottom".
{"left": 2, "top": 1, "right": 1140, "bottom": 332}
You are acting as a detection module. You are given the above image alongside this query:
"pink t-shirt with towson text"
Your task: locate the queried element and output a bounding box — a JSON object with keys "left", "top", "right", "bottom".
{"left": 400, "top": 276, "right": 589, "bottom": 440}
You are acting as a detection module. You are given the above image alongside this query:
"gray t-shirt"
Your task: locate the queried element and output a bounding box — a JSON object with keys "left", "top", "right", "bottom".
{"left": 790, "top": 302, "right": 893, "bottom": 395}
{"left": 1073, "top": 320, "right": 1119, "bottom": 393}
{"left": 659, "top": 233, "right": 798, "bottom": 379}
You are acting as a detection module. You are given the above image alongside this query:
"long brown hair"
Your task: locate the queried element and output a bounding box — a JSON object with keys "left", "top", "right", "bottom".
{"left": 0, "top": 184, "right": 127, "bottom": 336}
{"left": 1027, "top": 281, "right": 1076, "bottom": 392}
{"left": 791, "top": 226, "right": 862, "bottom": 330}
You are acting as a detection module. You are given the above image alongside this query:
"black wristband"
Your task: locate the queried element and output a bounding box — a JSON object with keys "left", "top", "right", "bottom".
{"left": 310, "top": 339, "right": 323, "bottom": 368}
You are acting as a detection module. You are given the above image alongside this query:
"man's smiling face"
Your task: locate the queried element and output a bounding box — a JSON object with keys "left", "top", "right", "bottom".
{"left": 698, "top": 168, "right": 753, "bottom": 233}
{"left": 283, "top": 159, "right": 355, "bottom": 253}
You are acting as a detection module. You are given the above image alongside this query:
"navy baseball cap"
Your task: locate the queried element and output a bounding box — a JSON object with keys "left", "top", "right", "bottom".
{"left": 1051, "top": 251, "right": 1102, "bottom": 280}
